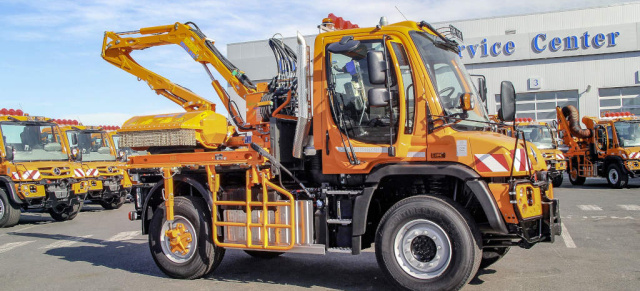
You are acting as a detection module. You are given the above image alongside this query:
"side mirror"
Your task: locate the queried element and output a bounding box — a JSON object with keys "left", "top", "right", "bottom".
{"left": 460, "top": 92, "right": 475, "bottom": 111}
{"left": 498, "top": 81, "right": 516, "bottom": 122}
{"left": 471, "top": 75, "right": 487, "bottom": 103}
{"left": 477, "top": 78, "right": 487, "bottom": 103}
{"left": 4, "top": 146, "right": 14, "bottom": 162}
{"left": 71, "top": 147, "right": 82, "bottom": 161}
{"left": 367, "top": 51, "right": 387, "bottom": 85}
{"left": 327, "top": 35, "right": 367, "bottom": 60}
{"left": 368, "top": 88, "right": 390, "bottom": 107}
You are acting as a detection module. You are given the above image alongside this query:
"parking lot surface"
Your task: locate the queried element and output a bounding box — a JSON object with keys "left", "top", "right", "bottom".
{"left": 1, "top": 176, "right": 639, "bottom": 290}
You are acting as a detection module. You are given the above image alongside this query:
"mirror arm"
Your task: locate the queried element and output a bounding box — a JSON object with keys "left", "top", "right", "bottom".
{"left": 382, "top": 35, "right": 396, "bottom": 157}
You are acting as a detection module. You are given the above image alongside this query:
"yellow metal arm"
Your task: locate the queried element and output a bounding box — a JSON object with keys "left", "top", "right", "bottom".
{"left": 101, "top": 22, "right": 257, "bottom": 113}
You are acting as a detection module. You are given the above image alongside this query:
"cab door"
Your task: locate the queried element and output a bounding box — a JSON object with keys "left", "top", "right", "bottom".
{"left": 318, "top": 34, "right": 421, "bottom": 174}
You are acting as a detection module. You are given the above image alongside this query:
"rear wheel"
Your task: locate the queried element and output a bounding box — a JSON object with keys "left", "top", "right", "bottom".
{"left": 551, "top": 173, "right": 563, "bottom": 187}
{"left": 0, "top": 188, "right": 21, "bottom": 228}
{"left": 479, "top": 247, "right": 510, "bottom": 269}
{"left": 149, "top": 196, "right": 225, "bottom": 279}
{"left": 606, "top": 163, "right": 628, "bottom": 189}
{"left": 375, "top": 195, "right": 482, "bottom": 291}
{"left": 568, "top": 166, "right": 585, "bottom": 185}
{"left": 49, "top": 200, "right": 83, "bottom": 221}
{"left": 99, "top": 194, "right": 126, "bottom": 210}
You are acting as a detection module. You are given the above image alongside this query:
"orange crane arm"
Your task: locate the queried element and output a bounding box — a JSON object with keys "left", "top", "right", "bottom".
{"left": 101, "top": 22, "right": 257, "bottom": 115}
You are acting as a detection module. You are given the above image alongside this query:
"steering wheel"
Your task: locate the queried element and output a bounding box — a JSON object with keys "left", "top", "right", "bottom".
{"left": 438, "top": 86, "right": 455, "bottom": 99}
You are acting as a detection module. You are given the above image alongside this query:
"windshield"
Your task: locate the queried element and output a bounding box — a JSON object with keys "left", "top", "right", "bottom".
{"left": 67, "top": 130, "right": 116, "bottom": 161}
{"left": 520, "top": 125, "right": 555, "bottom": 149}
{"left": 614, "top": 121, "right": 640, "bottom": 147}
{"left": 410, "top": 31, "right": 489, "bottom": 129}
{"left": 0, "top": 123, "right": 68, "bottom": 162}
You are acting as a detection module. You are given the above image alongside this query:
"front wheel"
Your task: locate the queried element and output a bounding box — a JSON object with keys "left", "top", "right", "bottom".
{"left": 0, "top": 188, "right": 21, "bottom": 228}
{"left": 375, "top": 195, "right": 482, "bottom": 291}
{"left": 99, "top": 194, "right": 126, "bottom": 210}
{"left": 606, "top": 163, "right": 628, "bottom": 189}
{"left": 149, "top": 196, "right": 225, "bottom": 279}
{"left": 551, "top": 173, "right": 563, "bottom": 188}
{"left": 49, "top": 200, "right": 83, "bottom": 221}
{"left": 568, "top": 167, "right": 586, "bottom": 185}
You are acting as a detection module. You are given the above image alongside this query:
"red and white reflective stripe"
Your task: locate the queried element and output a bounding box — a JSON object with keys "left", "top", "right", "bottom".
{"left": 629, "top": 152, "right": 640, "bottom": 159}
{"left": 11, "top": 172, "right": 21, "bottom": 180}
{"left": 74, "top": 168, "right": 86, "bottom": 178}
{"left": 21, "top": 170, "right": 41, "bottom": 180}
{"left": 512, "top": 149, "right": 532, "bottom": 172}
{"left": 474, "top": 154, "right": 509, "bottom": 172}
{"left": 86, "top": 169, "right": 99, "bottom": 177}
{"left": 556, "top": 153, "right": 565, "bottom": 160}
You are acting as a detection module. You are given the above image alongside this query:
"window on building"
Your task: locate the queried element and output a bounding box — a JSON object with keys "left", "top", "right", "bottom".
{"left": 598, "top": 86, "right": 640, "bottom": 115}
{"left": 495, "top": 90, "right": 578, "bottom": 122}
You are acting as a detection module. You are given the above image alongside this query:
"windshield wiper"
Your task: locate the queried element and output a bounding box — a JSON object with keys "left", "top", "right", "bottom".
{"left": 417, "top": 21, "right": 460, "bottom": 54}
{"left": 327, "top": 85, "right": 360, "bottom": 165}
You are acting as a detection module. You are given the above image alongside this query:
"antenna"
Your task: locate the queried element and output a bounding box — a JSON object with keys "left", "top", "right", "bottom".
{"left": 395, "top": 6, "right": 408, "bottom": 21}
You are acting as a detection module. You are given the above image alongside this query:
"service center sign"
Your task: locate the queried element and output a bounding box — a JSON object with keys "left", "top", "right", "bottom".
{"left": 457, "top": 23, "right": 639, "bottom": 64}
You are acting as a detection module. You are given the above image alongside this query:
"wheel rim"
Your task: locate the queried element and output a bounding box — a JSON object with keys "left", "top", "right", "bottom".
{"left": 608, "top": 168, "right": 619, "bottom": 184}
{"left": 393, "top": 219, "right": 452, "bottom": 279}
{"left": 160, "top": 215, "right": 198, "bottom": 264}
{"left": 0, "top": 197, "right": 5, "bottom": 221}
{"left": 570, "top": 168, "right": 578, "bottom": 181}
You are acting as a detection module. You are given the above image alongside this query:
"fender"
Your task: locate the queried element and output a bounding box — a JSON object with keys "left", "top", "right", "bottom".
{"left": 604, "top": 155, "right": 631, "bottom": 176}
{"left": 0, "top": 176, "right": 25, "bottom": 204}
{"left": 140, "top": 174, "right": 213, "bottom": 234}
{"left": 352, "top": 162, "right": 508, "bottom": 239}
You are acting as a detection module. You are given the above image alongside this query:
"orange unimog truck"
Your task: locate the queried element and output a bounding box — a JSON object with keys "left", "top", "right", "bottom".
{"left": 57, "top": 121, "right": 132, "bottom": 209}
{"left": 101, "top": 18, "right": 560, "bottom": 290}
{"left": 513, "top": 118, "right": 568, "bottom": 187}
{"left": 557, "top": 106, "right": 640, "bottom": 188}
{"left": 0, "top": 110, "right": 88, "bottom": 227}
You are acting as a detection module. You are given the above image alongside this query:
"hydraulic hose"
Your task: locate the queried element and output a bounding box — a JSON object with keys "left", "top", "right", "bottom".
{"left": 561, "top": 105, "right": 591, "bottom": 138}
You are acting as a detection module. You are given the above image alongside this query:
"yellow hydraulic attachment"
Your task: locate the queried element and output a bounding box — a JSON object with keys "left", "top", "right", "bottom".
{"left": 102, "top": 22, "right": 260, "bottom": 149}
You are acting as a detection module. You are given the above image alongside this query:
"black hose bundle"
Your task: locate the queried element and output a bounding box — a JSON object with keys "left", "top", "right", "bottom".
{"left": 259, "top": 36, "right": 299, "bottom": 121}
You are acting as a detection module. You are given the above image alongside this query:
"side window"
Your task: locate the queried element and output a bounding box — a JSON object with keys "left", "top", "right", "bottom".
{"left": 391, "top": 42, "right": 415, "bottom": 134}
{"left": 327, "top": 40, "right": 400, "bottom": 144}
{"left": 607, "top": 126, "right": 614, "bottom": 149}
{"left": 67, "top": 132, "right": 77, "bottom": 147}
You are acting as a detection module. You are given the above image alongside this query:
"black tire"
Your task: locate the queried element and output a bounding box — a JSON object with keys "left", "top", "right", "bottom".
{"left": 551, "top": 174, "right": 563, "bottom": 188}
{"left": 375, "top": 195, "right": 482, "bottom": 291}
{"left": 606, "top": 163, "right": 628, "bottom": 189}
{"left": 49, "top": 200, "right": 83, "bottom": 221}
{"left": 149, "top": 196, "right": 225, "bottom": 279}
{"left": 479, "top": 247, "right": 510, "bottom": 269}
{"left": 568, "top": 166, "right": 586, "bottom": 185}
{"left": 99, "top": 194, "right": 126, "bottom": 210}
{"left": 244, "top": 250, "right": 284, "bottom": 259}
{"left": 0, "top": 188, "right": 21, "bottom": 228}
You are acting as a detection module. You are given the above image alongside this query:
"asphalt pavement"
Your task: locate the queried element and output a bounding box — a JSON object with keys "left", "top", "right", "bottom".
{"left": 0, "top": 175, "right": 639, "bottom": 291}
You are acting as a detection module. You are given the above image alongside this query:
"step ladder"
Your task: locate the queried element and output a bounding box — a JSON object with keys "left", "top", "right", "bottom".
{"left": 208, "top": 165, "right": 296, "bottom": 251}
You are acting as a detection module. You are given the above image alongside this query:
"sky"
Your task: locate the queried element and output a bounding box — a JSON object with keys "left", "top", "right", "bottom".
{"left": 0, "top": 0, "right": 636, "bottom": 126}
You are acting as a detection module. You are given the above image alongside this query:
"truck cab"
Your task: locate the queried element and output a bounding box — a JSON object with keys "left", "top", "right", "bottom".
{"left": 58, "top": 122, "right": 131, "bottom": 209}
{"left": 513, "top": 118, "right": 568, "bottom": 187}
{"left": 0, "top": 110, "right": 88, "bottom": 227}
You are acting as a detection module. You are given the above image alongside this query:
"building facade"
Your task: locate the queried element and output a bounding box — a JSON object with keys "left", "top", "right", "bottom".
{"left": 227, "top": 3, "right": 640, "bottom": 122}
